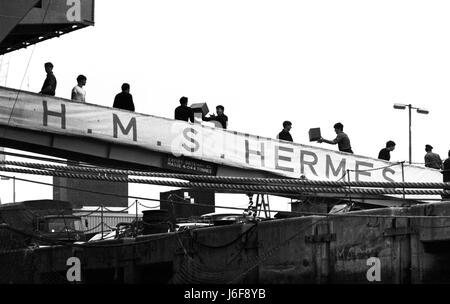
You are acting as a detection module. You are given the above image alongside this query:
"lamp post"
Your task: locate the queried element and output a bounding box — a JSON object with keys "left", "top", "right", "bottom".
{"left": 393, "top": 103, "right": 429, "bottom": 164}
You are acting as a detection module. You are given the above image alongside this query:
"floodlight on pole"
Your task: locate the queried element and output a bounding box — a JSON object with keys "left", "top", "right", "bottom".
{"left": 417, "top": 108, "right": 429, "bottom": 115}
{"left": 393, "top": 103, "right": 429, "bottom": 164}
{"left": 393, "top": 104, "right": 407, "bottom": 110}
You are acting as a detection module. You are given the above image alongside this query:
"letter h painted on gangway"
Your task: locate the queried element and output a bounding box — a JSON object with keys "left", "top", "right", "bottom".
{"left": 43, "top": 100, "right": 66, "bottom": 129}
{"left": 245, "top": 138, "right": 265, "bottom": 167}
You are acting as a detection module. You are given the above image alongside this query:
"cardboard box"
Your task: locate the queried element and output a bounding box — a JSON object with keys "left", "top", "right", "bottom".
{"left": 309, "top": 128, "right": 321, "bottom": 142}
{"left": 190, "top": 103, "right": 209, "bottom": 116}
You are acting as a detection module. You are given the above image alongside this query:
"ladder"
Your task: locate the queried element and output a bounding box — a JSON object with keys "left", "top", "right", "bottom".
{"left": 256, "top": 194, "right": 271, "bottom": 218}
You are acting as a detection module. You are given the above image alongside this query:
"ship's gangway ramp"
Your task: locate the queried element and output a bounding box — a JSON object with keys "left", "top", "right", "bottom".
{"left": 0, "top": 87, "right": 442, "bottom": 198}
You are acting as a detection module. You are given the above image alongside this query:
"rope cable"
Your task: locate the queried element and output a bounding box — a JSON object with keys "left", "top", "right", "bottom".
{"left": 0, "top": 160, "right": 448, "bottom": 190}
{"left": 0, "top": 166, "right": 448, "bottom": 196}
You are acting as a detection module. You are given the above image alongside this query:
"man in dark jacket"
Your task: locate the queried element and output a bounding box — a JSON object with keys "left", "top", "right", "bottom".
{"left": 39, "top": 62, "right": 57, "bottom": 96}
{"left": 203, "top": 105, "right": 228, "bottom": 129}
{"left": 174, "top": 96, "right": 194, "bottom": 122}
{"left": 113, "top": 83, "right": 135, "bottom": 111}
{"left": 424, "top": 144, "right": 442, "bottom": 169}
{"left": 378, "top": 140, "right": 396, "bottom": 161}
{"left": 277, "top": 121, "right": 293, "bottom": 142}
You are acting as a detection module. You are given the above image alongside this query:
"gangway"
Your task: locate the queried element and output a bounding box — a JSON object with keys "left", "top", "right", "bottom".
{"left": 0, "top": 86, "right": 441, "bottom": 187}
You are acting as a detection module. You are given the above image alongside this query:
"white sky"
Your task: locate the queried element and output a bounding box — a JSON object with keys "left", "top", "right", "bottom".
{"left": 1, "top": 0, "right": 450, "bottom": 212}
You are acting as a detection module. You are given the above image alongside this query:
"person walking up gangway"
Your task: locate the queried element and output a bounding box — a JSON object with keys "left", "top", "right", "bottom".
{"left": 174, "top": 96, "right": 194, "bottom": 123}
{"left": 71, "top": 74, "right": 87, "bottom": 102}
{"left": 39, "top": 62, "right": 57, "bottom": 96}
{"left": 317, "top": 122, "right": 353, "bottom": 154}
{"left": 203, "top": 105, "right": 228, "bottom": 129}
{"left": 113, "top": 83, "right": 135, "bottom": 112}
{"left": 277, "top": 121, "right": 293, "bottom": 142}
{"left": 378, "top": 140, "right": 396, "bottom": 161}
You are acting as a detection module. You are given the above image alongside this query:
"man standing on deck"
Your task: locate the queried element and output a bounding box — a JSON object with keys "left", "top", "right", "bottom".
{"left": 424, "top": 144, "right": 442, "bottom": 169}
{"left": 378, "top": 140, "right": 396, "bottom": 161}
{"left": 71, "top": 75, "right": 87, "bottom": 102}
{"left": 277, "top": 121, "right": 293, "bottom": 142}
{"left": 39, "top": 62, "right": 57, "bottom": 96}
{"left": 174, "top": 96, "right": 194, "bottom": 122}
{"left": 203, "top": 105, "right": 228, "bottom": 129}
{"left": 113, "top": 83, "right": 135, "bottom": 111}
{"left": 442, "top": 150, "right": 450, "bottom": 199}
{"left": 317, "top": 122, "right": 353, "bottom": 154}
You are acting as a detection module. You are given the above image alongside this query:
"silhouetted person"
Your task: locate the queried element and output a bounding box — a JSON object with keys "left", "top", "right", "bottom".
{"left": 277, "top": 121, "right": 293, "bottom": 142}
{"left": 318, "top": 122, "right": 353, "bottom": 154}
{"left": 443, "top": 150, "right": 450, "bottom": 182}
{"left": 203, "top": 105, "right": 228, "bottom": 129}
{"left": 71, "top": 74, "right": 87, "bottom": 102}
{"left": 442, "top": 150, "right": 450, "bottom": 199}
{"left": 378, "top": 140, "right": 396, "bottom": 161}
{"left": 425, "top": 144, "right": 442, "bottom": 169}
{"left": 174, "top": 96, "right": 194, "bottom": 122}
{"left": 113, "top": 83, "right": 135, "bottom": 111}
{"left": 39, "top": 62, "right": 57, "bottom": 96}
